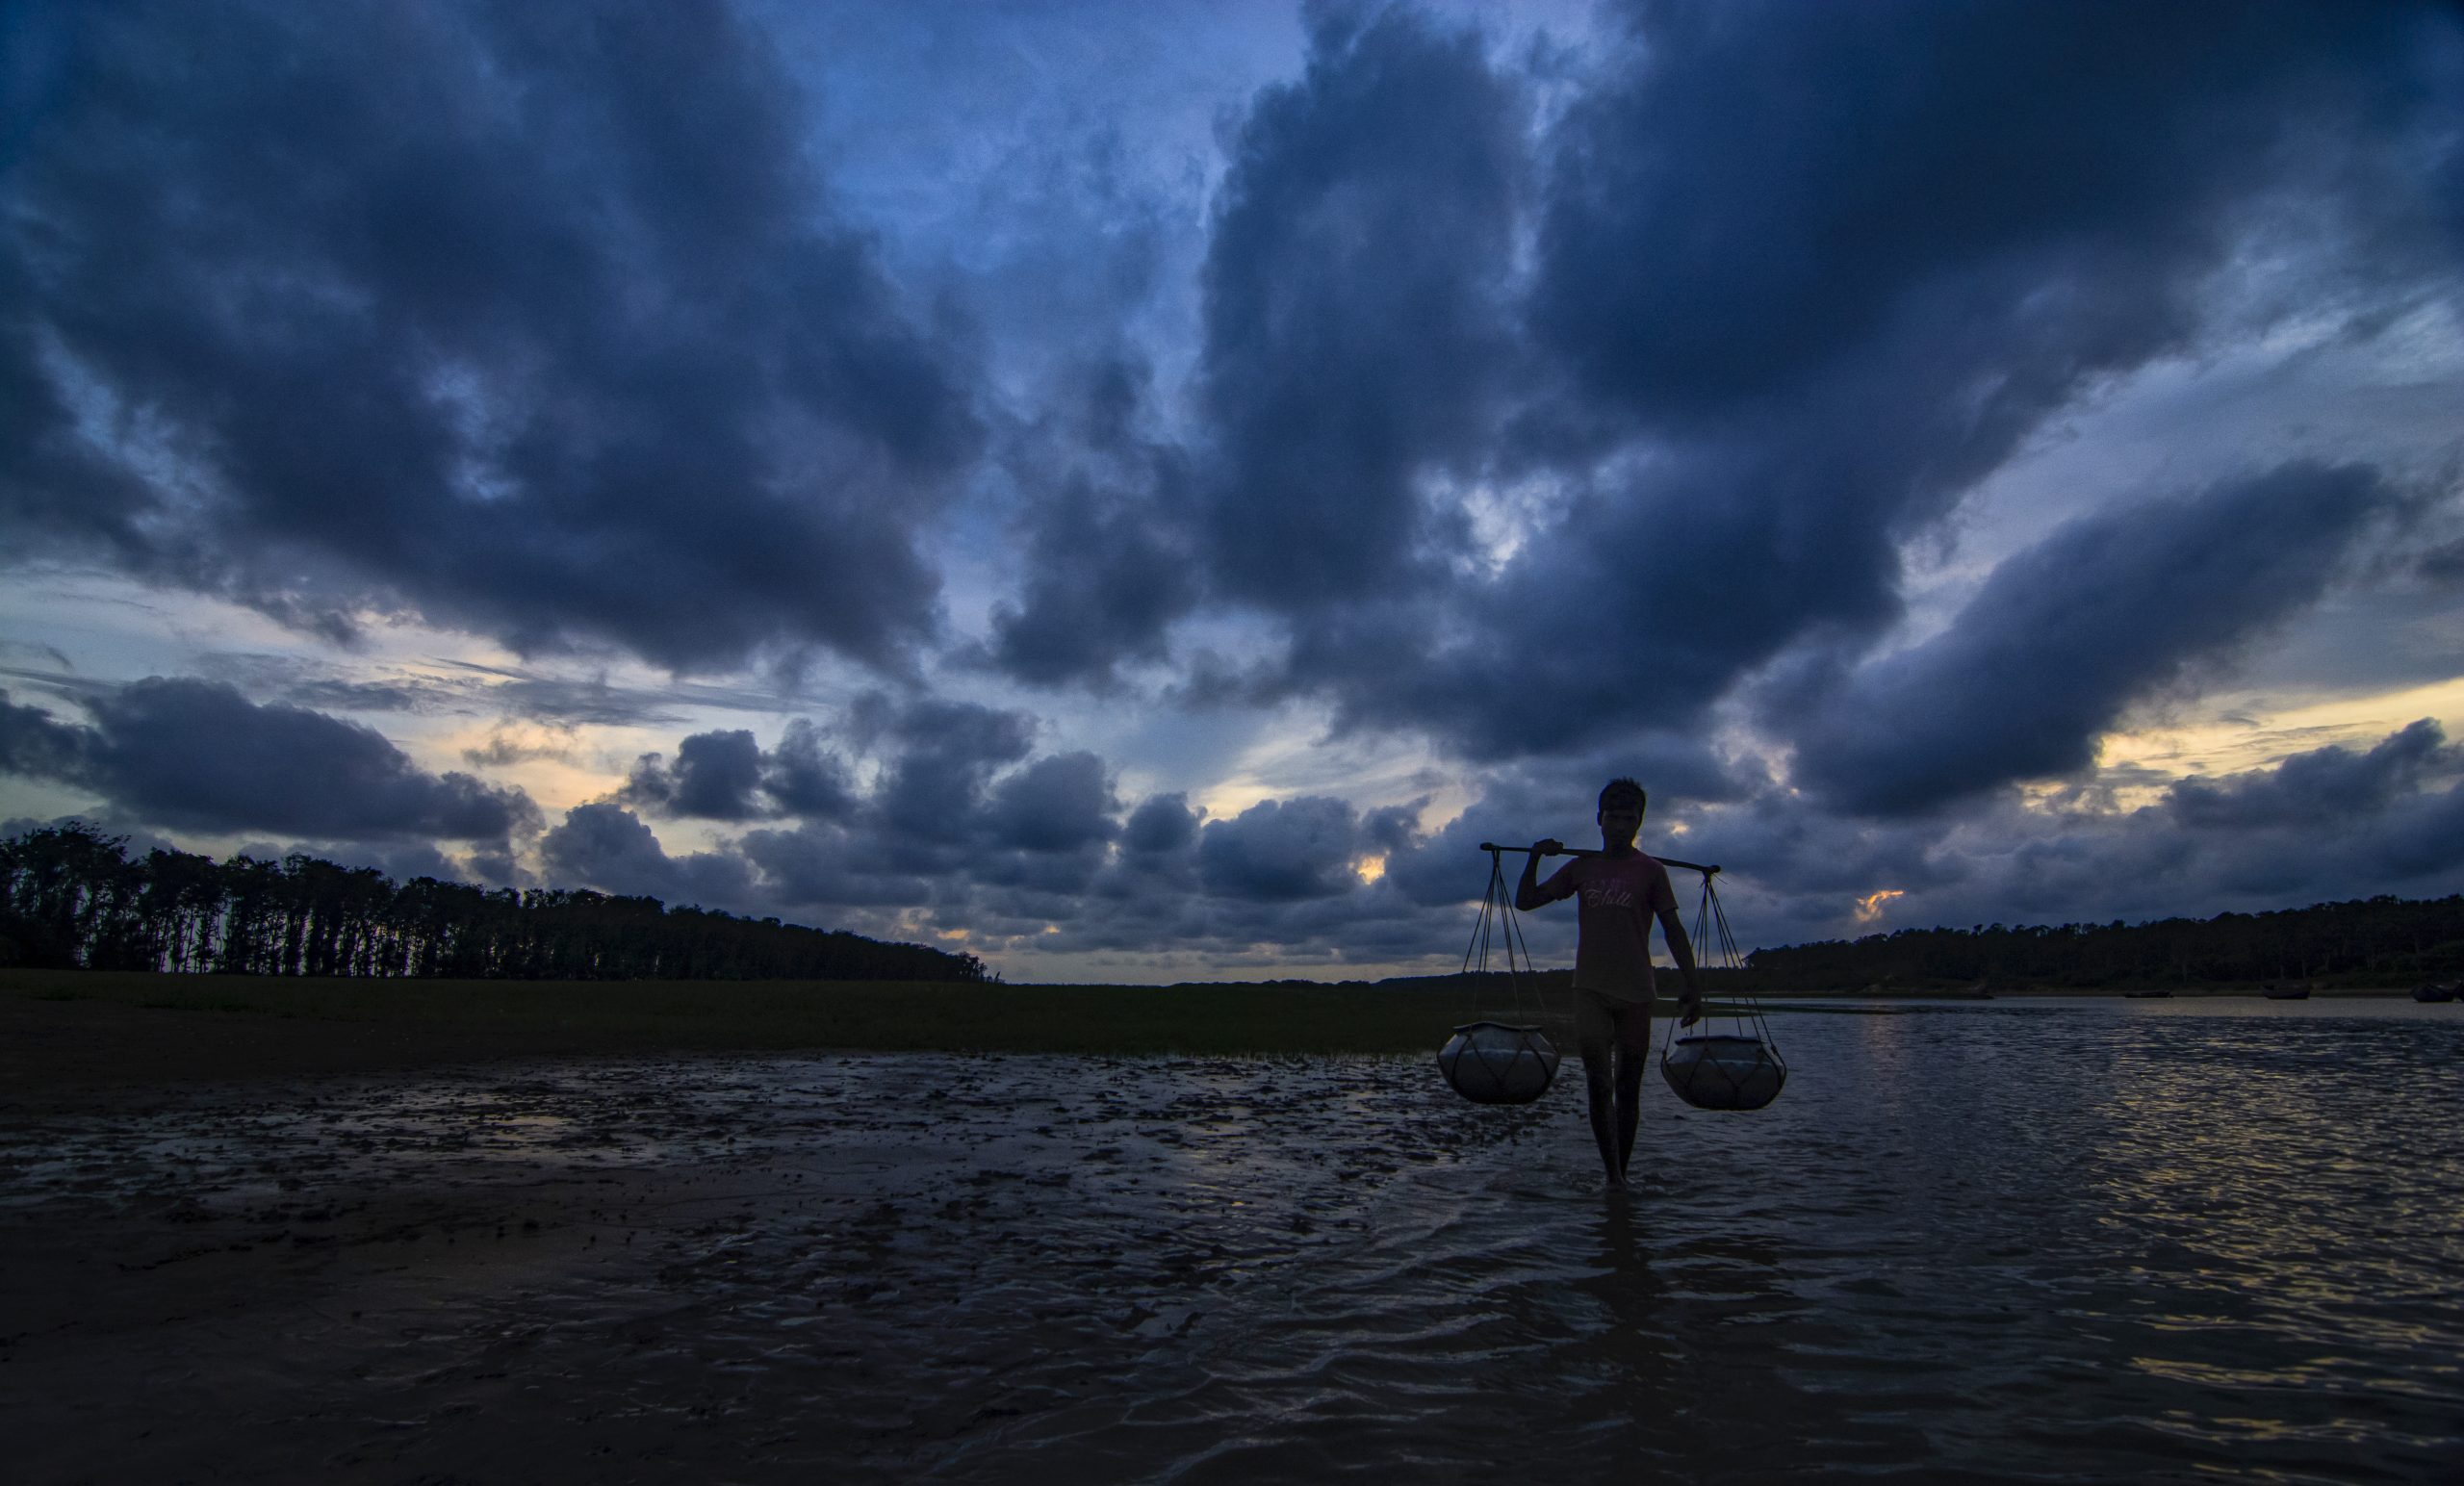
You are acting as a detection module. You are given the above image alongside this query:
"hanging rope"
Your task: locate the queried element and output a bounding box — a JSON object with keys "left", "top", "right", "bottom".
{"left": 1460, "top": 847, "right": 1545, "bottom": 1017}
{"left": 1661, "top": 866, "right": 1787, "bottom": 1110}
{"left": 1437, "top": 847, "right": 1561, "bottom": 1105}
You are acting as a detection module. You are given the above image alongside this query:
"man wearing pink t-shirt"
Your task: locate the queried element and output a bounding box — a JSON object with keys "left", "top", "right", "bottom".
{"left": 1516, "top": 778, "right": 1703, "bottom": 1190}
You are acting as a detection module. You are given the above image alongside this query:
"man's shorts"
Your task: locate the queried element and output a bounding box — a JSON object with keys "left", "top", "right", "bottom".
{"left": 1574, "top": 986, "right": 1652, "bottom": 1053}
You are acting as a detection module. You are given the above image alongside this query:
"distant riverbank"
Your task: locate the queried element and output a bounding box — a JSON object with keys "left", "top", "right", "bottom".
{"left": 0, "top": 968, "right": 2431, "bottom": 1111}
{"left": 0, "top": 970, "right": 1420, "bottom": 1098}
{"left": 1771, "top": 983, "right": 2425, "bottom": 1000}
{"left": 3, "top": 968, "right": 1540, "bottom": 1107}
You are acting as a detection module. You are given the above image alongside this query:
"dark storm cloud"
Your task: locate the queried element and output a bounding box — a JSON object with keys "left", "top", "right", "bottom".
{"left": 1659, "top": 796, "right": 1953, "bottom": 947}
{"left": 460, "top": 729, "right": 579, "bottom": 769}
{"left": 765, "top": 719, "right": 859, "bottom": 821}
{"left": 2419, "top": 539, "right": 2464, "bottom": 587}
{"left": 661, "top": 693, "right": 1099, "bottom": 917}
{"left": 623, "top": 730, "right": 768, "bottom": 822}
{"left": 2051, "top": 722, "right": 2464, "bottom": 911}
{"left": 1652, "top": 718, "right": 2464, "bottom": 956}
{"left": 0, "top": 691, "right": 95, "bottom": 781}
{"left": 517, "top": 703, "right": 2464, "bottom": 973}
{"left": 2, "top": 0, "right": 977, "bottom": 671}
{"left": 543, "top": 704, "right": 2452, "bottom": 975}
{"left": 981, "top": 5, "right": 1525, "bottom": 687}
{"left": 588, "top": 698, "right": 1467, "bottom": 957}
{"left": 2162, "top": 719, "right": 2461, "bottom": 833}
{"left": 0, "top": 679, "right": 537, "bottom": 840}
{"left": 749, "top": 698, "right": 1103, "bottom": 912}
{"left": 621, "top": 719, "right": 860, "bottom": 823}
{"left": 1004, "top": 0, "right": 2456, "bottom": 773}
{"left": 982, "top": 359, "right": 1203, "bottom": 688}
{"left": 1787, "top": 461, "right": 2405, "bottom": 815}
{"left": 984, "top": 474, "right": 1198, "bottom": 688}
{"left": 985, "top": 753, "right": 1118, "bottom": 853}
{"left": 1190, "top": 4, "right": 1525, "bottom": 609}
{"left": 863, "top": 696, "right": 1039, "bottom": 845}
{"left": 1121, "top": 793, "right": 1201, "bottom": 855}
{"left": 538, "top": 803, "right": 754, "bottom": 910}
{"left": 1380, "top": 0, "right": 2461, "bottom": 760}
{"left": 734, "top": 818, "right": 935, "bottom": 910}
{"left": 974, "top": 0, "right": 2461, "bottom": 788}
{"left": 1359, "top": 799, "right": 1425, "bottom": 858}
{"left": 1196, "top": 796, "right": 1365, "bottom": 902}
{"left": 1531, "top": 2, "right": 2442, "bottom": 423}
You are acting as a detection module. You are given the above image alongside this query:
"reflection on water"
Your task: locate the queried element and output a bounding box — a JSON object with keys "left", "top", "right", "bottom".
{"left": 2, "top": 1000, "right": 2459, "bottom": 1483}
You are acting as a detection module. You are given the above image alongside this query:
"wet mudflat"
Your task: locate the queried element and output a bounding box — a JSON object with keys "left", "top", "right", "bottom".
{"left": 4, "top": 1000, "right": 2460, "bottom": 1483}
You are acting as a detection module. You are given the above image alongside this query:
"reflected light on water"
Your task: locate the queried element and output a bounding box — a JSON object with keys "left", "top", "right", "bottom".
{"left": 2, "top": 1000, "right": 2459, "bottom": 1482}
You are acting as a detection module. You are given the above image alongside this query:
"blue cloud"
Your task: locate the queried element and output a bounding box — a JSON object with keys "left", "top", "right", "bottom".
{"left": 1786, "top": 461, "right": 2403, "bottom": 814}
{"left": 0, "top": 679, "right": 537, "bottom": 841}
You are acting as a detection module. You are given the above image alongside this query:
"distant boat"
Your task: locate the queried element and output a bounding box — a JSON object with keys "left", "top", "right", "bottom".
{"left": 2414, "top": 983, "right": 2458, "bottom": 1004}
{"left": 2124, "top": 989, "right": 2172, "bottom": 999}
{"left": 2264, "top": 984, "right": 2310, "bottom": 1001}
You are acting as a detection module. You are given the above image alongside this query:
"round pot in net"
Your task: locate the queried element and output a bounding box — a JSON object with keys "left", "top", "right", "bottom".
{"left": 1438, "top": 1020, "right": 1560, "bottom": 1105}
{"left": 1661, "top": 1032, "right": 1785, "bottom": 1111}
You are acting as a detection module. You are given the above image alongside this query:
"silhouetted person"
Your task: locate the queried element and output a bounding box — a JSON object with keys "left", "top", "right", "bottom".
{"left": 1517, "top": 778, "right": 1702, "bottom": 1191}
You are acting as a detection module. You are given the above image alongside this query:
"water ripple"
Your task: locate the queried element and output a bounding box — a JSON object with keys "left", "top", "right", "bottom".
{"left": 2, "top": 1001, "right": 2458, "bottom": 1482}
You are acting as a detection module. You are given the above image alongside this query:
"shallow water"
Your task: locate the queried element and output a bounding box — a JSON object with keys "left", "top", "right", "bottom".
{"left": 5, "top": 998, "right": 2460, "bottom": 1482}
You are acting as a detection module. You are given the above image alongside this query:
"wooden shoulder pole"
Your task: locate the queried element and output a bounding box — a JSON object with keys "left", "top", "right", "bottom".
{"left": 1477, "top": 841, "right": 1720, "bottom": 878}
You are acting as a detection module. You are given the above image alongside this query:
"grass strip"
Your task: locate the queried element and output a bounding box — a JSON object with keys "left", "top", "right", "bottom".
{"left": 0, "top": 969, "right": 1811, "bottom": 1058}
{"left": 3, "top": 968, "right": 1517, "bottom": 1058}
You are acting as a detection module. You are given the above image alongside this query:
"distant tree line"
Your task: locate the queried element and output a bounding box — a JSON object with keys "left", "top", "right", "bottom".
{"left": 1746, "top": 894, "right": 2464, "bottom": 991}
{"left": 0, "top": 823, "right": 986, "bottom": 983}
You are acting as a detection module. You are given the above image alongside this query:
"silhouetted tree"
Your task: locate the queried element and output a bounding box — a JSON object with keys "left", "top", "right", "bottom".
{"left": 1746, "top": 894, "right": 2464, "bottom": 990}
{"left": 0, "top": 823, "right": 985, "bottom": 983}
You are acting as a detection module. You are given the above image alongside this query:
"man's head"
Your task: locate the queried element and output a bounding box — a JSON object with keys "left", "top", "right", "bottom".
{"left": 1598, "top": 777, "right": 1645, "bottom": 848}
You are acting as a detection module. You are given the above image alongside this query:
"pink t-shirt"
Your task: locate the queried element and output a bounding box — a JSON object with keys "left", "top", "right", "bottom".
{"left": 1533, "top": 851, "right": 1679, "bottom": 1002}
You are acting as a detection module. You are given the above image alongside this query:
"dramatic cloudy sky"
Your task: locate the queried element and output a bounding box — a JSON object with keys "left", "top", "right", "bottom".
{"left": 5, "top": 0, "right": 2462, "bottom": 981}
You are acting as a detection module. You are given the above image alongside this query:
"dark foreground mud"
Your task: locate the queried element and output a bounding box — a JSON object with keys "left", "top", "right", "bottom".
{"left": 8, "top": 998, "right": 2461, "bottom": 1484}
{"left": 3, "top": 1045, "right": 1555, "bottom": 1483}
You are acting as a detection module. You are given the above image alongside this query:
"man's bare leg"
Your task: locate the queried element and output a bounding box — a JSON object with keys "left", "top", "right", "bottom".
{"left": 1580, "top": 1040, "right": 1625, "bottom": 1189}
{"left": 1613, "top": 1006, "right": 1651, "bottom": 1178}
{"left": 1614, "top": 1046, "right": 1646, "bottom": 1177}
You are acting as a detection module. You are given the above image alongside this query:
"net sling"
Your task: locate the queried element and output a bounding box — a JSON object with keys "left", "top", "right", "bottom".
{"left": 1435, "top": 846, "right": 1563, "bottom": 1104}
{"left": 1657, "top": 864, "right": 1787, "bottom": 1111}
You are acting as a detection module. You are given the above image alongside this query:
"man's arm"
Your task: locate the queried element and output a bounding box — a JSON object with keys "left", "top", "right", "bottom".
{"left": 1514, "top": 840, "right": 1564, "bottom": 911}
{"left": 1655, "top": 880, "right": 1704, "bottom": 1026}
